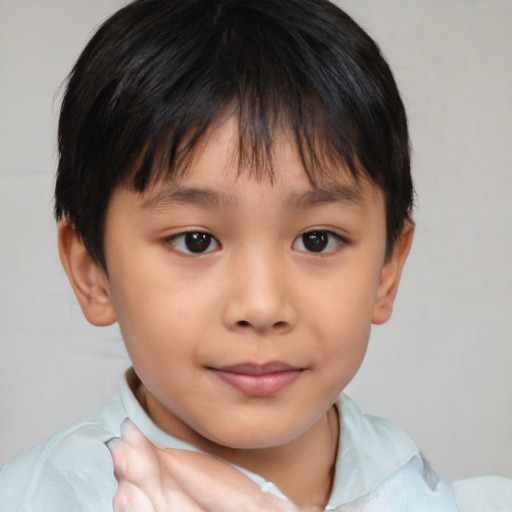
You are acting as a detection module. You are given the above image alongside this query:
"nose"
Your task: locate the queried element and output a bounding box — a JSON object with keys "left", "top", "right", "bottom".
{"left": 221, "top": 251, "right": 297, "bottom": 335}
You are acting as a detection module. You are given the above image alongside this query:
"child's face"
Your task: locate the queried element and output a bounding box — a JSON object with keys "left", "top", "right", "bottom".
{"left": 70, "top": 118, "right": 410, "bottom": 451}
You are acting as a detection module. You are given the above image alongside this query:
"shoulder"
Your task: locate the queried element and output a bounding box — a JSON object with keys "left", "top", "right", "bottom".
{"left": 333, "top": 395, "right": 512, "bottom": 511}
{"left": 454, "top": 476, "right": 512, "bottom": 512}
{"left": 336, "top": 393, "right": 420, "bottom": 475}
{"left": 329, "top": 394, "right": 458, "bottom": 509}
{"left": 0, "top": 397, "right": 126, "bottom": 512}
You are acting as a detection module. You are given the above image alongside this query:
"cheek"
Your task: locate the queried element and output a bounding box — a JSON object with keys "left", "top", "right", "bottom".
{"left": 317, "top": 311, "right": 370, "bottom": 378}
{"left": 305, "top": 267, "right": 379, "bottom": 335}
{"left": 303, "top": 271, "right": 377, "bottom": 382}
{"left": 109, "top": 265, "right": 217, "bottom": 361}
{"left": 116, "top": 286, "right": 207, "bottom": 402}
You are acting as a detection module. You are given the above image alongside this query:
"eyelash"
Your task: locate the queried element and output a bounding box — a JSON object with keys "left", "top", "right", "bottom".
{"left": 165, "top": 232, "right": 220, "bottom": 255}
{"left": 164, "top": 229, "right": 346, "bottom": 256}
{"left": 292, "top": 230, "right": 345, "bottom": 254}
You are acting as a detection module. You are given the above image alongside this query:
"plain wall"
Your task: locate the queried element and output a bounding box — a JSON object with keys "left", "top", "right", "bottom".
{"left": 1, "top": 0, "right": 511, "bottom": 481}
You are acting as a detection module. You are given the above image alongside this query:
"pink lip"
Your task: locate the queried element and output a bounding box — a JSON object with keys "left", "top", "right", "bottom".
{"left": 208, "top": 362, "right": 304, "bottom": 397}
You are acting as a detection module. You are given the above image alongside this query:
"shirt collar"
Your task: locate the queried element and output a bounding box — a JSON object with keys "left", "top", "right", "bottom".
{"left": 120, "top": 369, "right": 420, "bottom": 506}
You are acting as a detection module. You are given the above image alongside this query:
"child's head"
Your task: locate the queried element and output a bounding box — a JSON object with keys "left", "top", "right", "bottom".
{"left": 55, "top": 0, "right": 414, "bottom": 452}
{"left": 55, "top": 0, "right": 412, "bottom": 269}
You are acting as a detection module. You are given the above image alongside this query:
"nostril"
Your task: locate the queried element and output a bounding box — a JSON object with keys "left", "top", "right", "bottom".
{"left": 236, "top": 320, "right": 288, "bottom": 330}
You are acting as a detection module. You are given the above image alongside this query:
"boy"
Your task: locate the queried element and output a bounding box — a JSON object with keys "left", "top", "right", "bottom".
{"left": 1, "top": 0, "right": 500, "bottom": 510}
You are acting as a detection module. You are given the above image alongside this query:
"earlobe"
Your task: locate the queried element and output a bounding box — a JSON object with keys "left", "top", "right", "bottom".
{"left": 372, "top": 222, "right": 414, "bottom": 325}
{"left": 58, "top": 220, "right": 117, "bottom": 327}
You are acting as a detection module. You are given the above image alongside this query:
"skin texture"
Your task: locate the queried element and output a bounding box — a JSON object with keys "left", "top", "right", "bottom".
{"left": 108, "top": 419, "right": 301, "bottom": 512}
{"left": 58, "top": 118, "right": 413, "bottom": 510}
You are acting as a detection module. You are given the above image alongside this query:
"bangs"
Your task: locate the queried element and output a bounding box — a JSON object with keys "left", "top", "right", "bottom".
{"left": 129, "top": 97, "right": 361, "bottom": 192}
{"left": 56, "top": 0, "right": 412, "bottom": 266}
{"left": 107, "top": 2, "right": 365, "bottom": 191}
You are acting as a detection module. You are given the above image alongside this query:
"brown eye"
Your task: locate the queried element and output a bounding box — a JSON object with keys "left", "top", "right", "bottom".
{"left": 185, "top": 232, "right": 212, "bottom": 252}
{"left": 302, "top": 232, "right": 328, "bottom": 252}
{"left": 168, "top": 232, "right": 220, "bottom": 254}
{"left": 292, "top": 230, "right": 343, "bottom": 254}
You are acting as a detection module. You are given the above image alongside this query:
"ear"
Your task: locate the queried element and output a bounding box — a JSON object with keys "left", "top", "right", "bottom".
{"left": 372, "top": 222, "right": 414, "bottom": 325}
{"left": 58, "top": 220, "right": 117, "bottom": 326}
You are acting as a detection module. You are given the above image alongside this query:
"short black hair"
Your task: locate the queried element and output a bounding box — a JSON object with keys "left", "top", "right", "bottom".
{"left": 55, "top": 0, "right": 413, "bottom": 268}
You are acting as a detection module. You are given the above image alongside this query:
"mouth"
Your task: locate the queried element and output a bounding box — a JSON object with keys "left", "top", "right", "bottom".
{"left": 207, "top": 362, "right": 304, "bottom": 397}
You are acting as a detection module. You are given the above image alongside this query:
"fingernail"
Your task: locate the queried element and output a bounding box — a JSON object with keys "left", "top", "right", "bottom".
{"left": 105, "top": 437, "right": 122, "bottom": 452}
{"left": 104, "top": 436, "right": 115, "bottom": 447}
{"left": 120, "top": 418, "right": 135, "bottom": 438}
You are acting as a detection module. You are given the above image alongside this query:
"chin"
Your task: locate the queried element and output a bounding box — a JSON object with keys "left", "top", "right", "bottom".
{"left": 202, "top": 422, "right": 304, "bottom": 451}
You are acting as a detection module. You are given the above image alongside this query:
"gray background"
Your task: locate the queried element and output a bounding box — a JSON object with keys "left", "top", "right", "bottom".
{"left": 1, "top": 0, "right": 511, "bottom": 481}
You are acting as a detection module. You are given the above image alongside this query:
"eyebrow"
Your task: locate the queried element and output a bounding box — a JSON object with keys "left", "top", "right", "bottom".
{"left": 286, "top": 183, "right": 367, "bottom": 209}
{"left": 142, "top": 182, "right": 366, "bottom": 211}
{"left": 142, "top": 187, "right": 237, "bottom": 210}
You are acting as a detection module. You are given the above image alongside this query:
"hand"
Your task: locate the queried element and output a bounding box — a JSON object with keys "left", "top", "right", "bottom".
{"left": 107, "top": 419, "right": 299, "bottom": 512}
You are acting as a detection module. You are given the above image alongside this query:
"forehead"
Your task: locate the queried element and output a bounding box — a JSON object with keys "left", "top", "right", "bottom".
{"left": 136, "top": 118, "right": 376, "bottom": 215}
{"left": 127, "top": 104, "right": 376, "bottom": 194}
{"left": 137, "top": 116, "right": 380, "bottom": 211}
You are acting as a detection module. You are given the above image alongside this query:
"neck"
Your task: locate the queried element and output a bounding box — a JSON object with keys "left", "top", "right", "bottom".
{"left": 211, "top": 406, "right": 339, "bottom": 509}
{"left": 135, "top": 380, "right": 339, "bottom": 509}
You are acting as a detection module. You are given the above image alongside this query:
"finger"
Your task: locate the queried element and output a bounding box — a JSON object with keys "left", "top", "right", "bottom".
{"left": 113, "top": 481, "right": 157, "bottom": 512}
{"left": 120, "top": 418, "right": 151, "bottom": 449}
{"left": 106, "top": 431, "right": 156, "bottom": 484}
{"left": 106, "top": 437, "right": 129, "bottom": 480}
{"left": 165, "top": 452, "right": 297, "bottom": 512}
